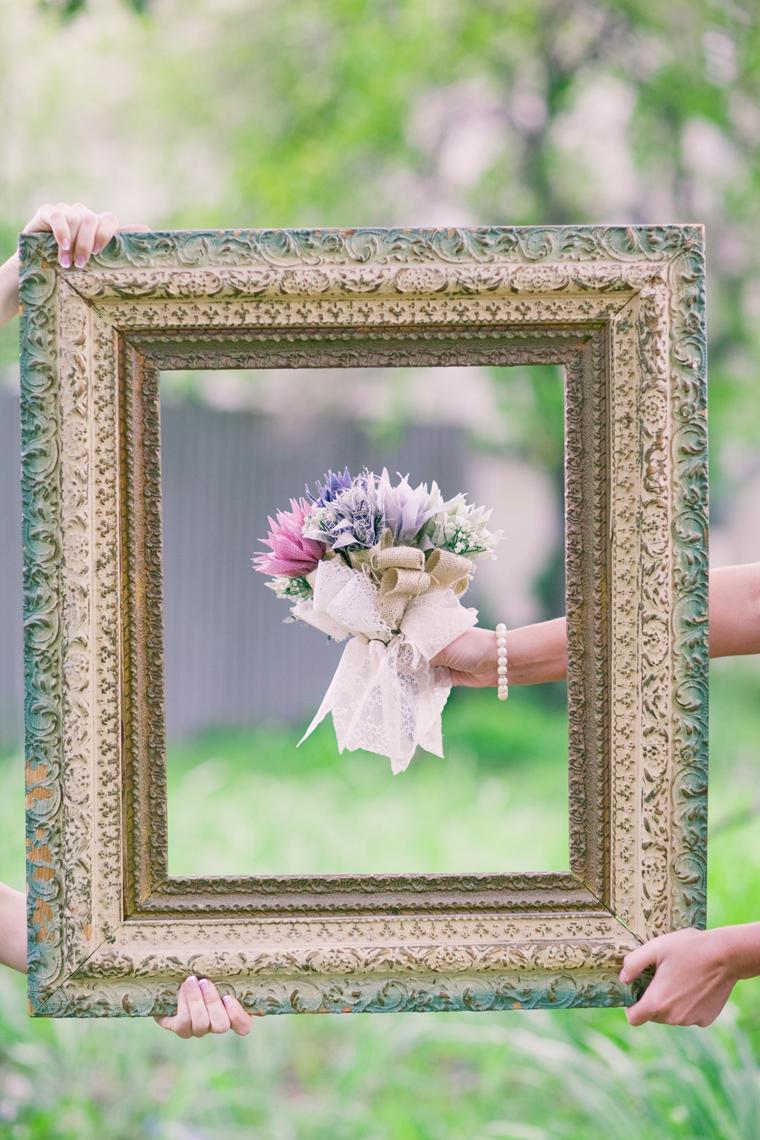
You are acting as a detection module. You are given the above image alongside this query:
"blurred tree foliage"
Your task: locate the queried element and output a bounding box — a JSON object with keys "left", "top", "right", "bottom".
{"left": 16, "top": 0, "right": 759, "bottom": 455}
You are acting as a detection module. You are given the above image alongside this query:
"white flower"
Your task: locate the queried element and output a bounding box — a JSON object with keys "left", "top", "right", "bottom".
{"left": 423, "top": 490, "right": 503, "bottom": 559}
{"left": 266, "top": 575, "right": 313, "bottom": 600}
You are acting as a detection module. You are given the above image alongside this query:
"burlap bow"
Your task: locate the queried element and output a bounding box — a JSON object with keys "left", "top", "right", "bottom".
{"left": 350, "top": 529, "right": 472, "bottom": 630}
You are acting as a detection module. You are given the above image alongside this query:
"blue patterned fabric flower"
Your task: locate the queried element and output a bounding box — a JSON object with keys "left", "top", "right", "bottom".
{"left": 303, "top": 468, "right": 384, "bottom": 550}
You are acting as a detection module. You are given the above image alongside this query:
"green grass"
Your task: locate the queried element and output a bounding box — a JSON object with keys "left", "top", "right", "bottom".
{"left": 0, "top": 662, "right": 758, "bottom": 1138}
{"left": 165, "top": 682, "right": 570, "bottom": 876}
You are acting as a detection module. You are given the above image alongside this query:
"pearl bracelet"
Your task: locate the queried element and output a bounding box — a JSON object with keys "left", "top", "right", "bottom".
{"left": 495, "top": 622, "right": 509, "bottom": 701}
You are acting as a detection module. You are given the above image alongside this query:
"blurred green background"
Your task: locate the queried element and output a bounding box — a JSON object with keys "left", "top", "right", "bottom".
{"left": 2, "top": 0, "right": 760, "bottom": 1136}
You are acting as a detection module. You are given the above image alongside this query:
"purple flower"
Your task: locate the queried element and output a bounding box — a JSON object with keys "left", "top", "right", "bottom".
{"left": 252, "top": 498, "right": 326, "bottom": 577}
{"left": 377, "top": 468, "right": 436, "bottom": 544}
{"left": 305, "top": 466, "right": 353, "bottom": 507}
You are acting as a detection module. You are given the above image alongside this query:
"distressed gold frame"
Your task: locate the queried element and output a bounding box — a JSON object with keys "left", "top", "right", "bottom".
{"left": 19, "top": 225, "right": 708, "bottom": 1018}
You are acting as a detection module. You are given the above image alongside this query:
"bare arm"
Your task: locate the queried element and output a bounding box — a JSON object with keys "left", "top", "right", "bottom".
{"left": 0, "top": 883, "right": 26, "bottom": 974}
{"left": 706, "top": 562, "right": 760, "bottom": 657}
{"left": 0, "top": 250, "right": 21, "bottom": 326}
{"left": 431, "top": 563, "right": 760, "bottom": 686}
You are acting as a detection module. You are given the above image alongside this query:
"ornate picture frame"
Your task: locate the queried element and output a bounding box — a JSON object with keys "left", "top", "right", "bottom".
{"left": 19, "top": 224, "right": 708, "bottom": 1018}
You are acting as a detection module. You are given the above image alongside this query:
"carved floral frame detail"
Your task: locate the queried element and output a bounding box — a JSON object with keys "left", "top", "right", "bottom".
{"left": 18, "top": 225, "right": 708, "bottom": 1017}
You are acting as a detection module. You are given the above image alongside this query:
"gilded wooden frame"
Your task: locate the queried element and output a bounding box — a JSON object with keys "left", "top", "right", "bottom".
{"left": 19, "top": 225, "right": 708, "bottom": 1018}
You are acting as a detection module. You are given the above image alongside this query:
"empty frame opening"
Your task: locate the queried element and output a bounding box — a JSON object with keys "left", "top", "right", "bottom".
{"left": 158, "top": 363, "right": 569, "bottom": 876}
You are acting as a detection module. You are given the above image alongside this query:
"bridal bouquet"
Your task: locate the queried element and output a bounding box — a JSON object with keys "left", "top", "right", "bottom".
{"left": 253, "top": 467, "right": 502, "bottom": 773}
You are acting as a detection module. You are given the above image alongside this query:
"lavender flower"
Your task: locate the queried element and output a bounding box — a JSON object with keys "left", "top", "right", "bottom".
{"left": 377, "top": 468, "right": 437, "bottom": 544}
{"left": 305, "top": 466, "right": 353, "bottom": 507}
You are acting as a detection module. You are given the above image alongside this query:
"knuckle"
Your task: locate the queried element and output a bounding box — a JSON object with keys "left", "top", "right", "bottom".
{"left": 630, "top": 1003, "right": 653, "bottom": 1025}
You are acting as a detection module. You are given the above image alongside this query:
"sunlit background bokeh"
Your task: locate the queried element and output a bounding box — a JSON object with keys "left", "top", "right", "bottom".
{"left": 1, "top": 1, "right": 760, "bottom": 1136}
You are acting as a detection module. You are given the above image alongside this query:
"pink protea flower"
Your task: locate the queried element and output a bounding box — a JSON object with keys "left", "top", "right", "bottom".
{"left": 252, "top": 497, "right": 326, "bottom": 578}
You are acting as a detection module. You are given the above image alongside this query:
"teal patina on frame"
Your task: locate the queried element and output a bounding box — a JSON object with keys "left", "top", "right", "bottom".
{"left": 18, "top": 225, "right": 707, "bottom": 1017}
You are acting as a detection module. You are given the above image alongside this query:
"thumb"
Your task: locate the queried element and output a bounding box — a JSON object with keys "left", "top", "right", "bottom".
{"left": 620, "top": 938, "right": 660, "bottom": 983}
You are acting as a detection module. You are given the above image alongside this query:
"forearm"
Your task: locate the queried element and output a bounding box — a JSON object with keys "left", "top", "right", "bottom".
{"left": 0, "top": 249, "right": 20, "bottom": 327}
{"left": 508, "top": 563, "right": 760, "bottom": 685}
{"left": 506, "top": 617, "right": 567, "bottom": 685}
{"left": 708, "top": 563, "right": 760, "bottom": 657}
{"left": 712, "top": 921, "right": 760, "bottom": 982}
{"left": 0, "top": 882, "right": 27, "bottom": 973}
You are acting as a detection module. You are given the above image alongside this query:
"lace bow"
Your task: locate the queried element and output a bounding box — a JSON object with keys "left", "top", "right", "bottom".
{"left": 292, "top": 554, "right": 478, "bottom": 773}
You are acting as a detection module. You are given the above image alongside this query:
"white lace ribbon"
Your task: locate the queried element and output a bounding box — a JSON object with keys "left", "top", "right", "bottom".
{"left": 292, "top": 557, "right": 477, "bottom": 773}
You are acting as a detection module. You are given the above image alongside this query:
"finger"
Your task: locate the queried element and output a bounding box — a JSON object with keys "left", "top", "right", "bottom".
{"left": 22, "top": 205, "right": 73, "bottom": 265}
{"left": 153, "top": 984, "right": 193, "bottom": 1038}
{"left": 223, "top": 993, "right": 252, "bottom": 1035}
{"left": 91, "top": 212, "right": 119, "bottom": 255}
{"left": 63, "top": 204, "right": 86, "bottom": 267}
{"left": 20, "top": 204, "right": 59, "bottom": 235}
{"left": 70, "top": 205, "right": 100, "bottom": 267}
{"left": 625, "top": 995, "right": 662, "bottom": 1027}
{"left": 198, "top": 978, "right": 231, "bottom": 1034}
{"left": 184, "top": 974, "right": 211, "bottom": 1036}
{"left": 620, "top": 939, "right": 659, "bottom": 983}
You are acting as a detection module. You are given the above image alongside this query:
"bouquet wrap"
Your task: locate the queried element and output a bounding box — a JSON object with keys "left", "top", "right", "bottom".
{"left": 292, "top": 551, "right": 478, "bottom": 773}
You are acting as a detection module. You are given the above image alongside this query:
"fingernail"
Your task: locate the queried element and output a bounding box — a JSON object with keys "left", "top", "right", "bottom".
{"left": 199, "top": 978, "right": 209, "bottom": 991}
{"left": 222, "top": 994, "right": 232, "bottom": 1007}
{"left": 187, "top": 975, "right": 198, "bottom": 987}
{"left": 60, "top": 253, "right": 71, "bottom": 268}
{"left": 619, "top": 969, "right": 628, "bottom": 982}
{"left": 61, "top": 238, "right": 70, "bottom": 251}
{"left": 75, "top": 255, "right": 86, "bottom": 268}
